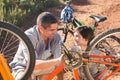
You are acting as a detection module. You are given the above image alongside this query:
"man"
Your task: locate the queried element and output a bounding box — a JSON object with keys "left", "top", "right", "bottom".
{"left": 10, "top": 12, "right": 63, "bottom": 80}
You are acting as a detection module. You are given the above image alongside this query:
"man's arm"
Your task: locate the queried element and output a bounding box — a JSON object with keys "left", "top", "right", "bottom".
{"left": 52, "top": 33, "right": 62, "bottom": 58}
{"left": 34, "top": 54, "right": 63, "bottom": 70}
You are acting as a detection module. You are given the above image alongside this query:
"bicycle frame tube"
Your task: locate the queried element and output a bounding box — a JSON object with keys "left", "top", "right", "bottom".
{"left": 46, "top": 55, "right": 119, "bottom": 80}
{"left": 0, "top": 54, "right": 14, "bottom": 80}
{"left": 83, "top": 55, "right": 120, "bottom": 80}
{"left": 104, "top": 67, "right": 120, "bottom": 80}
{"left": 91, "top": 22, "right": 98, "bottom": 32}
{"left": 83, "top": 55, "right": 118, "bottom": 66}
{"left": 95, "top": 68, "right": 108, "bottom": 80}
{"left": 46, "top": 63, "right": 65, "bottom": 80}
{"left": 73, "top": 69, "right": 80, "bottom": 80}
{"left": 72, "top": 18, "right": 82, "bottom": 28}
{"left": 89, "top": 55, "right": 118, "bottom": 67}
{"left": 73, "top": 18, "right": 98, "bottom": 32}
{"left": 46, "top": 62, "right": 80, "bottom": 80}
{"left": 95, "top": 67, "right": 120, "bottom": 80}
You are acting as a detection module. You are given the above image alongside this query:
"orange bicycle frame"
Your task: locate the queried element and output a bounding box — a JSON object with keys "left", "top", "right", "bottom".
{"left": 1, "top": 53, "right": 120, "bottom": 80}
{"left": 83, "top": 55, "right": 120, "bottom": 80}
{"left": 0, "top": 54, "right": 14, "bottom": 80}
{"left": 46, "top": 62, "right": 80, "bottom": 80}
{"left": 46, "top": 55, "right": 120, "bottom": 80}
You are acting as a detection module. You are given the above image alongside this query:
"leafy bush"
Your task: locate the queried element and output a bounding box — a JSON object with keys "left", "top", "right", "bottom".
{"left": 0, "top": 0, "right": 60, "bottom": 26}
{"left": 0, "top": 0, "right": 4, "bottom": 21}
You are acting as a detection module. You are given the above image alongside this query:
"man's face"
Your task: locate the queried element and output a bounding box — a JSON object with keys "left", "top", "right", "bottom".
{"left": 39, "top": 23, "right": 58, "bottom": 40}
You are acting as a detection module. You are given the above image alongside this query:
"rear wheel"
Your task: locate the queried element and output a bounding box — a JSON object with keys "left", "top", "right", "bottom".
{"left": 0, "top": 21, "right": 35, "bottom": 80}
{"left": 83, "top": 27, "right": 120, "bottom": 80}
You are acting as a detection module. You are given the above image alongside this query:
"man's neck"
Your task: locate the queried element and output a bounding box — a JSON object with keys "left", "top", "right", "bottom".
{"left": 39, "top": 31, "right": 48, "bottom": 49}
{"left": 41, "top": 34, "right": 48, "bottom": 47}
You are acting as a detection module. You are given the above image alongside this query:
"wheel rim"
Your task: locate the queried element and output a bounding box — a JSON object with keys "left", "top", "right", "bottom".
{"left": 0, "top": 22, "right": 35, "bottom": 80}
{"left": 84, "top": 30, "right": 120, "bottom": 80}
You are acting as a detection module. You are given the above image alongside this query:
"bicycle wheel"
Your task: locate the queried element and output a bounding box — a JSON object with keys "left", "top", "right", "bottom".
{"left": 83, "top": 27, "right": 120, "bottom": 80}
{"left": 57, "top": 28, "right": 74, "bottom": 48}
{"left": 0, "top": 21, "right": 35, "bottom": 80}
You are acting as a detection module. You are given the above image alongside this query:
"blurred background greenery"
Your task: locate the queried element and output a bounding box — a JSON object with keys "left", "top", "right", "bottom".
{"left": 0, "top": 0, "right": 62, "bottom": 26}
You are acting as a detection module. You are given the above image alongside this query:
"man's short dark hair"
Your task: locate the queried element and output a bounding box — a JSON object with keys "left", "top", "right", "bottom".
{"left": 37, "top": 12, "right": 58, "bottom": 29}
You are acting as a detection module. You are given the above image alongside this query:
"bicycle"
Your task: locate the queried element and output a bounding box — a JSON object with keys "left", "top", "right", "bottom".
{"left": 0, "top": 1, "right": 120, "bottom": 80}
{"left": 0, "top": 21, "right": 35, "bottom": 80}
{"left": 46, "top": 27, "right": 120, "bottom": 80}
{"left": 57, "top": 0, "right": 107, "bottom": 48}
{"left": 55, "top": 0, "right": 120, "bottom": 80}
{"left": 1, "top": 22, "right": 119, "bottom": 80}
{"left": 83, "top": 27, "right": 120, "bottom": 80}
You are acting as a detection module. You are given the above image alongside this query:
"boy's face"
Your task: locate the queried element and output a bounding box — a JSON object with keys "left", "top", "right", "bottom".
{"left": 74, "top": 31, "right": 87, "bottom": 46}
{"left": 39, "top": 23, "right": 58, "bottom": 40}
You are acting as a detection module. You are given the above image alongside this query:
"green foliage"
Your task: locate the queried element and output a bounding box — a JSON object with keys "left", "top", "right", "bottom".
{"left": 0, "top": 0, "right": 4, "bottom": 20}
{"left": 4, "top": 5, "right": 26, "bottom": 25}
{"left": 31, "top": 0, "right": 60, "bottom": 14}
{"left": 0, "top": 0, "right": 60, "bottom": 26}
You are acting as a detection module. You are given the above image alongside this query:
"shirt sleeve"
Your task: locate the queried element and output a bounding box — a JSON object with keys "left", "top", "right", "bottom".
{"left": 9, "top": 27, "right": 37, "bottom": 79}
{"left": 24, "top": 27, "right": 38, "bottom": 49}
{"left": 9, "top": 42, "right": 27, "bottom": 78}
{"left": 51, "top": 33, "right": 62, "bottom": 58}
{"left": 53, "top": 42, "right": 61, "bottom": 58}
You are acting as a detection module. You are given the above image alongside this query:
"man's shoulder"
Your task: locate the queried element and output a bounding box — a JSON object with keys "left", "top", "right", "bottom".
{"left": 54, "top": 33, "right": 61, "bottom": 40}
{"left": 24, "top": 25, "right": 40, "bottom": 42}
{"left": 25, "top": 25, "right": 38, "bottom": 36}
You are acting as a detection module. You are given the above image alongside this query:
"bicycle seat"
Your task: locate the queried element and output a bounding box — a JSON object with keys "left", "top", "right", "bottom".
{"left": 90, "top": 15, "right": 107, "bottom": 22}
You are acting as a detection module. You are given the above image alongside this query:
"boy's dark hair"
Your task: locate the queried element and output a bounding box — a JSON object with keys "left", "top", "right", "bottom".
{"left": 37, "top": 12, "right": 58, "bottom": 29}
{"left": 76, "top": 26, "right": 95, "bottom": 45}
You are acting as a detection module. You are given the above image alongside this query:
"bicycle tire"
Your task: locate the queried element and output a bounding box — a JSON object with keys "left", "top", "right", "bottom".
{"left": 83, "top": 27, "right": 120, "bottom": 80}
{"left": 57, "top": 27, "right": 74, "bottom": 48}
{"left": 0, "top": 21, "right": 35, "bottom": 80}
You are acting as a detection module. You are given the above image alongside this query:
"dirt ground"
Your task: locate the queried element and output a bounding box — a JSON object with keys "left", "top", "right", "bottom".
{"left": 21, "top": 0, "right": 120, "bottom": 38}
{"left": 21, "top": 0, "right": 120, "bottom": 79}
{"left": 21, "top": 0, "right": 120, "bottom": 32}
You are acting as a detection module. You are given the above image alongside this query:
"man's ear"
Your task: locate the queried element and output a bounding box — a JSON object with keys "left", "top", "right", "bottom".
{"left": 38, "top": 25, "right": 43, "bottom": 33}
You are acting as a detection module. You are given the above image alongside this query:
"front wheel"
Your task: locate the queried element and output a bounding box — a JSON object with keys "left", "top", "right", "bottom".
{"left": 0, "top": 21, "right": 35, "bottom": 80}
{"left": 83, "top": 27, "right": 120, "bottom": 80}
